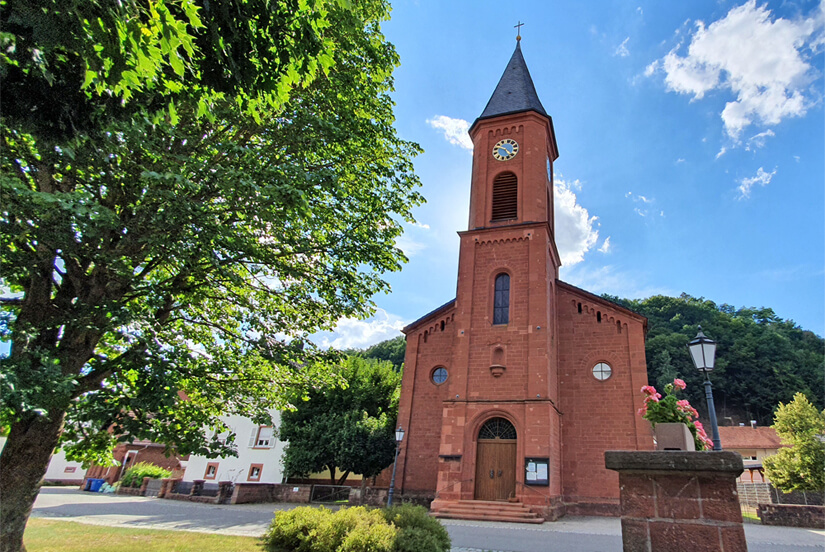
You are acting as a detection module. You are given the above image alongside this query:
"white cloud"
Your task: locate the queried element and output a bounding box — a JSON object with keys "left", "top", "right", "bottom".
{"left": 554, "top": 177, "right": 600, "bottom": 266}
{"left": 426, "top": 115, "right": 474, "bottom": 151}
{"left": 716, "top": 146, "right": 728, "bottom": 159}
{"left": 615, "top": 37, "right": 631, "bottom": 57}
{"left": 737, "top": 167, "right": 776, "bottom": 199}
{"left": 676, "top": 158, "right": 686, "bottom": 164}
{"left": 395, "top": 234, "right": 426, "bottom": 257}
{"left": 598, "top": 237, "right": 612, "bottom": 253}
{"left": 637, "top": 7, "right": 643, "bottom": 16}
{"left": 314, "top": 309, "right": 407, "bottom": 350}
{"left": 561, "top": 264, "right": 672, "bottom": 300}
{"left": 626, "top": 192, "right": 661, "bottom": 217}
{"left": 746, "top": 129, "right": 776, "bottom": 151}
{"left": 654, "top": 0, "right": 823, "bottom": 140}
{"left": 644, "top": 60, "right": 659, "bottom": 77}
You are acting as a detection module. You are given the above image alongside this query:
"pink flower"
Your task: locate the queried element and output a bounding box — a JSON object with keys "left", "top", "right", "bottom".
{"left": 637, "top": 406, "right": 647, "bottom": 416}
{"left": 644, "top": 393, "right": 661, "bottom": 403}
{"left": 673, "top": 378, "right": 686, "bottom": 390}
{"left": 640, "top": 385, "right": 658, "bottom": 396}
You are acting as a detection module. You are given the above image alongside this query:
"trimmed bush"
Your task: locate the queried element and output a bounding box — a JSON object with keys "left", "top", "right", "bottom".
{"left": 262, "top": 504, "right": 450, "bottom": 552}
{"left": 383, "top": 505, "right": 451, "bottom": 552}
{"left": 119, "top": 462, "right": 172, "bottom": 488}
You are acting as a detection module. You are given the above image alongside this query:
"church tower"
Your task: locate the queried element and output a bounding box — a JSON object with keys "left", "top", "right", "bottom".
{"left": 395, "top": 40, "right": 651, "bottom": 521}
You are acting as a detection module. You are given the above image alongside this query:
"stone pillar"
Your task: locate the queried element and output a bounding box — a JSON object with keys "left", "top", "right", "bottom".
{"left": 605, "top": 451, "right": 747, "bottom": 552}
{"left": 139, "top": 477, "right": 150, "bottom": 496}
{"left": 218, "top": 481, "right": 234, "bottom": 504}
{"left": 191, "top": 479, "right": 204, "bottom": 497}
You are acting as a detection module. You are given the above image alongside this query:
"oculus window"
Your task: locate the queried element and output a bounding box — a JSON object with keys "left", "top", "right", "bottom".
{"left": 592, "top": 362, "right": 612, "bottom": 381}
{"left": 432, "top": 367, "right": 448, "bottom": 385}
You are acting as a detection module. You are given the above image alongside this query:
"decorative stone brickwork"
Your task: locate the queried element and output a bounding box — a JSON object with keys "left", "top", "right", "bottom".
{"left": 605, "top": 451, "right": 747, "bottom": 552}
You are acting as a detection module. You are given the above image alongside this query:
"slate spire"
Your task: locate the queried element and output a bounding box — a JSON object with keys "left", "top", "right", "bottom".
{"left": 477, "top": 41, "right": 547, "bottom": 121}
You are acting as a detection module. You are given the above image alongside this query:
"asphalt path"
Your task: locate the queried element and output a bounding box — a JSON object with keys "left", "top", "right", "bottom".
{"left": 31, "top": 487, "right": 825, "bottom": 552}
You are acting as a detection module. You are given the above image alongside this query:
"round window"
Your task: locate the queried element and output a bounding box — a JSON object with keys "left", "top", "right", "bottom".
{"left": 592, "top": 362, "right": 612, "bottom": 381}
{"left": 432, "top": 367, "right": 448, "bottom": 385}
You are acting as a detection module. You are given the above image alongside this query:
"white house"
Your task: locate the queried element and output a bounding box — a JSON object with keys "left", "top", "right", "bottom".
{"left": 0, "top": 437, "right": 87, "bottom": 484}
{"left": 182, "top": 412, "right": 287, "bottom": 484}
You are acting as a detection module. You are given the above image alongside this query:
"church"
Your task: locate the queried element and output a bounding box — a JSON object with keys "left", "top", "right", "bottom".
{"left": 395, "top": 40, "right": 653, "bottom": 521}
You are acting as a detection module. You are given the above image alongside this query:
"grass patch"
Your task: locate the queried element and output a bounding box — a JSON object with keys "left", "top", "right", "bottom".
{"left": 25, "top": 518, "right": 263, "bottom": 552}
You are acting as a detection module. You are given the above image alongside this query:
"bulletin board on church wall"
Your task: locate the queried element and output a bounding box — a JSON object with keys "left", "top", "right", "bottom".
{"left": 524, "top": 457, "right": 549, "bottom": 486}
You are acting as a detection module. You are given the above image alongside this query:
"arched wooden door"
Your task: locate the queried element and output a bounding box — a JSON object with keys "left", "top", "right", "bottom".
{"left": 474, "top": 417, "right": 517, "bottom": 501}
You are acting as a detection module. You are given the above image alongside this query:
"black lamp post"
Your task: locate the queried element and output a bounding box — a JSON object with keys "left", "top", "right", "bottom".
{"left": 387, "top": 426, "right": 405, "bottom": 507}
{"left": 687, "top": 326, "right": 722, "bottom": 451}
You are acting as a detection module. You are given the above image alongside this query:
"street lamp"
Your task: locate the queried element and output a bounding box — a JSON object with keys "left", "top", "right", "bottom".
{"left": 687, "top": 326, "right": 722, "bottom": 451}
{"left": 387, "top": 426, "right": 405, "bottom": 507}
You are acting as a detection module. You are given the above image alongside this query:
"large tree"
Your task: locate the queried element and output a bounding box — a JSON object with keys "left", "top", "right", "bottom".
{"left": 763, "top": 393, "right": 825, "bottom": 493}
{"left": 280, "top": 356, "right": 401, "bottom": 486}
{"left": 0, "top": 1, "right": 422, "bottom": 549}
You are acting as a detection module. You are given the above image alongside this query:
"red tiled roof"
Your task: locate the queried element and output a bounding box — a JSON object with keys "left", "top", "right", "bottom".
{"left": 717, "top": 426, "right": 784, "bottom": 450}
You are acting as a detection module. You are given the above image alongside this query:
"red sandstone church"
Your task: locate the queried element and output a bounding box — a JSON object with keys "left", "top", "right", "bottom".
{"left": 395, "top": 41, "right": 653, "bottom": 521}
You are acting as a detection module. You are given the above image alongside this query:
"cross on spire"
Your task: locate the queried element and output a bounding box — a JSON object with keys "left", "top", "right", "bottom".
{"left": 515, "top": 21, "right": 524, "bottom": 41}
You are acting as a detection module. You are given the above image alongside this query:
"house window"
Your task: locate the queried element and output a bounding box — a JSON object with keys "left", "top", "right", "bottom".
{"left": 248, "top": 464, "right": 263, "bottom": 481}
{"left": 253, "top": 426, "right": 274, "bottom": 448}
{"left": 432, "top": 367, "right": 448, "bottom": 385}
{"left": 64, "top": 467, "right": 76, "bottom": 473}
{"left": 493, "top": 273, "right": 510, "bottom": 325}
{"left": 204, "top": 462, "right": 219, "bottom": 480}
{"left": 491, "top": 172, "right": 518, "bottom": 221}
{"left": 592, "top": 362, "right": 612, "bottom": 381}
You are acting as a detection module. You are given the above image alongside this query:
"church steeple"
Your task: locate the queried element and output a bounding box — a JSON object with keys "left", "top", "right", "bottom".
{"left": 474, "top": 42, "right": 548, "bottom": 125}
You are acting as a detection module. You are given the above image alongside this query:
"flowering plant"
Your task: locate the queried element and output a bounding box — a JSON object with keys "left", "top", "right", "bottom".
{"left": 638, "top": 379, "right": 713, "bottom": 451}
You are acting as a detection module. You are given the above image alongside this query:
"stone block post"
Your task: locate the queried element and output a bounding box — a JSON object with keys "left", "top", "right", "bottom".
{"left": 605, "top": 451, "right": 747, "bottom": 552}
{"left": 218, "top": 481, "right": 234, "bottom": 504}
{"left": 191, "top": 479, "right": 204, "bottom": 497}
{"left": 139, "top": 477, "right": 151, "bottom": 496}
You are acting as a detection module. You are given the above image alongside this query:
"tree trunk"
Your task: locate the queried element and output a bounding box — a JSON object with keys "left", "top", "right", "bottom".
{"left": 0, "top": 411, "right": 66, "bottom": 552}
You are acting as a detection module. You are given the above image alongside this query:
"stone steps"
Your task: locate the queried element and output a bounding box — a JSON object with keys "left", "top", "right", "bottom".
{"left": 433, "top": 500, "right": 545, "bottom": 524}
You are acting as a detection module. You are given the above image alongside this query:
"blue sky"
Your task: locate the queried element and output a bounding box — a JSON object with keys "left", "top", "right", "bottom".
{"left": 315, "top": 0, "right": 825, "bottom": 349}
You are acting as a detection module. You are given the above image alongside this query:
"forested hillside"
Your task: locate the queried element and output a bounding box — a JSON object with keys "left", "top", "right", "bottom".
{"left": 605, "top": 294, "right": 823, "bottom": 426}
{"left": 355, "top": 294, "right": 824, "bottom": 426}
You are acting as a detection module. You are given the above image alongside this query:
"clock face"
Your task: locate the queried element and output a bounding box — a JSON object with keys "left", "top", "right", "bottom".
{"left": 492, "top": 139, "right": 519, "bottom": 161}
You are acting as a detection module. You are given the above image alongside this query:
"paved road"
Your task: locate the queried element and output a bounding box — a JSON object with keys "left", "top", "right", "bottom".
{"left": 32, "top": 488, "right": 824, "bottom": 552}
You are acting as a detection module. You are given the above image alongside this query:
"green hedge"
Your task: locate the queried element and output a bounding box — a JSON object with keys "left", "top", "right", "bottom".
{"left": 119, "top": 462, "right": 172, "bottom": 488}
{"left": 263, "top": 504, "right": 450, "bottom": 552}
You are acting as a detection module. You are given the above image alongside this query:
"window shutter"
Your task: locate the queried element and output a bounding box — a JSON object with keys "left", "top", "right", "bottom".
{"left": 248, "top": 427, "right": 259, "bottom": 448}
{"left": 491, "top": 172, "right": 518, "bottom": 221}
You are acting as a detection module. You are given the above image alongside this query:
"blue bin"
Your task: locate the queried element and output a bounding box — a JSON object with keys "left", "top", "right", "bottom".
{"left": 85, "top": 478, "right": 105, "bottom": 492}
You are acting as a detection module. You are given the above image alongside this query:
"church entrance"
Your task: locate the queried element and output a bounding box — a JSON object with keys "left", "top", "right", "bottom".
{"left": 474, "top": 417, "right": 517, "bottom": 501}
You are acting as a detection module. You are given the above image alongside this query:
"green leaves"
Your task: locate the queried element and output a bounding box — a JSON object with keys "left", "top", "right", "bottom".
{"left": 0, "top": 0, "right": 420, "bottom": 468}
{"left": 763, "top": 393, "right": 825, "bottom": 492}
{"left": 280, "top": 357, "right": 400, "bottom": 482}
{"left": 617, "top": 293, "right": 824, "bottom": 426}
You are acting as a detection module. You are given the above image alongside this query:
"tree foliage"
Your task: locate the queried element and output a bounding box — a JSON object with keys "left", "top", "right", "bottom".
{"left": 605, "top": 293, "right": 824, "bottom": 426}
{"left": 349, "top": 335, "right": 405, "bottom": 371}
{"left": 280, "top": 357, "right": 401, "bottom": 485}
{"left": 0, "top": 1, "right": 420, "bottom": 549}
{"left": 763, "top": 393, "right": 825, "bottom": 492}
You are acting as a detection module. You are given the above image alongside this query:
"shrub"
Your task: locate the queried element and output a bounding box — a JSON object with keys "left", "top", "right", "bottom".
{"left": 383, "top": 504, "right": 451, "bottom": 552}
{"left": 264, "top": 506, "right": 333, "bottom": 552}
{"left": 262, "top": 504, "right": 450, "bottom": 552}
{"left": 119, "top": 462, "right": 172, "bottom": 488}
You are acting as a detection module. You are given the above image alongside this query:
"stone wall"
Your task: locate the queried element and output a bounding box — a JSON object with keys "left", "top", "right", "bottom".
{"left": 758, "top": 504, "right": 825, "bottom": 529}
{"left": 606, "top": 451, "right": 746, "bottom": 552}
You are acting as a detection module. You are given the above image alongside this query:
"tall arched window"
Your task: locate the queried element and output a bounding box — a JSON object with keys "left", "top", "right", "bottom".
{"left": 491, "top": 172, "right": 518, "bottom": 221}
{"left": 493, "top": 273, "right": 510, "bottom": 325}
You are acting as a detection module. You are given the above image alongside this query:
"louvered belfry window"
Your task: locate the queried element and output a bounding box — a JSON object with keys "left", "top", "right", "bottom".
{"left": 491, "top": 172, "right": 518, "bottom": 221}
